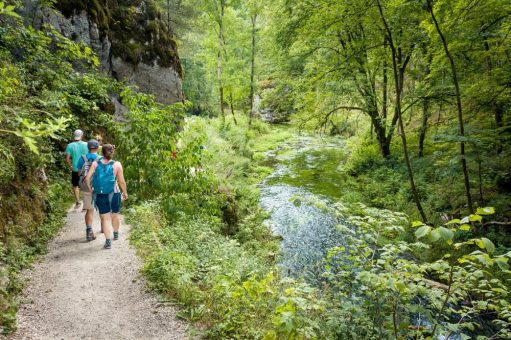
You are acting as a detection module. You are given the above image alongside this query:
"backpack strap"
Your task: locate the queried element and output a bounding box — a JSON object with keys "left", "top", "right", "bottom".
{"left": 97, "top": 157, "right": 115, "bottom": 166}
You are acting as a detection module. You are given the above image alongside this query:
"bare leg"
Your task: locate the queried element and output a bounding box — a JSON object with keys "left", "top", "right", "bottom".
{"left": 85, "top": 209, "right": 94, "bottom": 226}
{"left": 73, "top": 186, "right": 80, "bottom": 203}
{"left": 111, "top": 213, "right": 120, "bottom": 232}
{"left": 100, "top": 213, "right": 113, "bottom": 240}
{"left": 100, "top": 218, "right": 105, "bottom": 233}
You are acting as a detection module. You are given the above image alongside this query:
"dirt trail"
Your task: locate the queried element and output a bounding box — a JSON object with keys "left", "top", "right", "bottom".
{"left": 11, "top": 206, "right": 187, "bottom": 340}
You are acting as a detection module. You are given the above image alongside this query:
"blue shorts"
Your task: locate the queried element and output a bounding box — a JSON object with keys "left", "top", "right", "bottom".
{"left": 95, "top": 193, "right": 121, "bottom": 214}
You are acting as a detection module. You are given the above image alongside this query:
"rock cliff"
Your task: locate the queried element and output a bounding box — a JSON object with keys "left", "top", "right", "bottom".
{"left": 23, "top": 0, "right": 183, "bottom": 105}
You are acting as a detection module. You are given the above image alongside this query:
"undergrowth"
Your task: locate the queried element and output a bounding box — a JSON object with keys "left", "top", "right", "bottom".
{"left": 126, "top": 113, "right": 511, "bottom": 338}
{"left": 0, "top": 179, "right": 70, "bottom": 334}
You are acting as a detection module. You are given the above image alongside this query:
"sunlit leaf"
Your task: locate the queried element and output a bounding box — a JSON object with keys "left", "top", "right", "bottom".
{"left": 415, "top": 225, "right": 431, "bottom": 239}
{"left": 469, "top": 214, "right": 482, "bottom": 222}
{"left": 459, "top": 224, "right": 471, "bottom": 231}
{"left": 476, "top": 207, "right": 495, "bottom": 215}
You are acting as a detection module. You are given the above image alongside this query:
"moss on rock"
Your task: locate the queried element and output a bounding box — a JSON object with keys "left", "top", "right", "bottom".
{"left": 54, "top": 0, "right": 182, "bottom": 76}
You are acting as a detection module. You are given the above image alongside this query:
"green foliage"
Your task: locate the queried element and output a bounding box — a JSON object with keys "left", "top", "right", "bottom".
{"left": 319, "top": 204, "right": 511, "bottom": 339}
{"left": 1, "top": 180, "right": 70, "bottom": 334}
{"left": 0, "top": 2, "right": 20, "bottom": 18}
{"left": 0, "top": 2, "right": 122, "bottom": 334}
{"left": 122, "top": 106, "right": 509, "bottom": 338}
{"left": 116, "top": 88, "right": 190, "bottom": 201}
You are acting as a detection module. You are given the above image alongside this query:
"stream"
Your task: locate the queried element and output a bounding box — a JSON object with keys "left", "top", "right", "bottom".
{"left": 259, "top": 136, "right": 349, "bottom": 283}
{"left": 259, "top": 135, "right": 463, "bottom": 340}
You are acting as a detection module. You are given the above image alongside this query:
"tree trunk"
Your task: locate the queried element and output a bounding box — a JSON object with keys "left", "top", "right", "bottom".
{"left": 382, "top": 40, "right": 388, "bottom": 121}
{"left": 249, "top": 14, "right": 257, "bottom": 126}
{"left": 338, "top": 33, "right": 397, "bottom": 159}
{"left": 229, "top": 92, "right": 237, "bottom": 125}
{"left": 217, "top": 50, "right": 224, "bottom": 117}
{"left": 216, "top": 1, "right": 225, "bottom": 119}
{"left": 478, "top": 158, "right": 484, "bottom": 204}
{"left": 418, "top": 99, "right": 429, "bottom": 158}
{"left": 426, "top": 0, "right": 473, "bottom": 213}
{"left": 371, "top": 115, "right": 391, "bottom": 158}
{"left": 377, "top": 0, "right": 428, "bottom": 222}
{"left": 483, "top": 37, "right": 504, "bottom": 152}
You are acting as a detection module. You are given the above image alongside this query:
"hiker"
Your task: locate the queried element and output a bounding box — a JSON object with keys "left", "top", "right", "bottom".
{"left": 76, "top": 139, "right": 101, "bottom": 241}
{"left": 95, "top": 134, "right": 104, "bottom": 155}
{"left": 85, "top": 144, "right": 128, "bottom": 249}
{"left": 65, "top": 129, "right": 88, "bottom": 209}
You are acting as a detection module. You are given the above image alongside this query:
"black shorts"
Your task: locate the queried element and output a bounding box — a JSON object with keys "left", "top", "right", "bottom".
{"left": 71, "top": 171, "right": 80, "bottom": 187}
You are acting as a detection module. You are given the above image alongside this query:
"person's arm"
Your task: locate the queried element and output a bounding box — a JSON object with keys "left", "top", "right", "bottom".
{"left": 65, "top": 145, "right": 72, "bottom": 170}
{"left": 85, "top": 162, "right": 96, "bottom": 192}
{"left": 116, "top": 163, "right": 128, "bottom": 200}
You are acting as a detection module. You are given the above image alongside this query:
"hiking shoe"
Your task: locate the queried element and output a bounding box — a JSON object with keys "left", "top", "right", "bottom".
{"left": 104, "top": 239, "right": 112, "bottom": 249}
{"left": 113, "top": 231, "right": 119, "bottom": 240}
{"left": 86, "top": 229, "right": 96, "bottom": 242}
{"left": 74, "top": 201, "right": 81, "bottom": 209}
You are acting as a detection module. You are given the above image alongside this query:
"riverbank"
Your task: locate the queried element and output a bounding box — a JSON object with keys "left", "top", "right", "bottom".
{"left": 128, "top": 115, "right": 511, "bottom": 339}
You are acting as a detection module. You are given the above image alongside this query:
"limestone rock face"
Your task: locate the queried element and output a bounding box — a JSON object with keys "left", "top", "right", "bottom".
{"left": 23, "top": 0, "right": 183, "bottom": 105}
{"left": 112, "top": 58, "right": 182, "bottom": 105}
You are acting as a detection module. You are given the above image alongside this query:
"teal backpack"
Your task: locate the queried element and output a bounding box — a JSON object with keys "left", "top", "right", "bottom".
{"left": 92, "top": 158, "right": 116, "bottom": 194}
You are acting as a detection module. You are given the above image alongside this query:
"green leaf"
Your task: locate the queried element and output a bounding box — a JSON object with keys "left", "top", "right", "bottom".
{"left": 459, "top": 224, "right": 471, "bottom": 231}
{"left": 469, "top": 214, "right": 482, "bottom": 222}
{"left": 476, "top": 207, "right": 495, "bottom": 215}
{"left": 386, "top": 278, "right": 396, "bottom": 290}
{"left": 475, "top": 254, "right": 491, "bottom": 266}
{"left": 437, "top": 227, "right": 454, "bottom": 242}
{"left": 396, "top": 281, "right": 406, "bottom": 293}
{"left": 23, "top": 137, "right": 39, "bottom": 154}
{"left": 429, "top": 229, "right": 441, "bottom": 242}
{"left": 481, "top": 238, "right": 495, "bottom": 254}
{"left": 412, "top": 221, "right": 424, "bottom": 227}
{"left": 446, "top": 219, "right": 461, "bottom": 225}
{"left": 415, "top": 225, "right": 431, "bottom": 239}
{"left": 495, "top": 257, "right": 509, "bottom": 271}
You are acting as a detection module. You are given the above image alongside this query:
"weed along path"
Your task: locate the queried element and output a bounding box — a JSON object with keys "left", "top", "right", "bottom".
{"left": 11, "top": 206, "right": 187, "bottom": 340}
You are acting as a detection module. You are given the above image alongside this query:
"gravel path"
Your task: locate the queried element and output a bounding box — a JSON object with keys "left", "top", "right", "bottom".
{"left": 11, "top": 206, "right": 187, "bottom": 340}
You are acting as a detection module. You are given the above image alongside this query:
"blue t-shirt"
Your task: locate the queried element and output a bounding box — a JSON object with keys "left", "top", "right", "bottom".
{"left": 76, "top": 153, "right": 99, "bottom": 173}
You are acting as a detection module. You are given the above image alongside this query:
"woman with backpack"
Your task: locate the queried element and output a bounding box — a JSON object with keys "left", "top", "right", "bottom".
{"left": 85, "top": 144, "right": 128, "bottom": 249}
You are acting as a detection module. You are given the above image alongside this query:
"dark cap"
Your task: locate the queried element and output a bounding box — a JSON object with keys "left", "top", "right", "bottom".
{"left": 87, "top": 139, "right": 100, "bottom": 150}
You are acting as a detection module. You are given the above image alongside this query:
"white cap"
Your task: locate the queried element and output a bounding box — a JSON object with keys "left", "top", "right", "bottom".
{"left": 73, "top": 129, "right": 84, "bottom": 141}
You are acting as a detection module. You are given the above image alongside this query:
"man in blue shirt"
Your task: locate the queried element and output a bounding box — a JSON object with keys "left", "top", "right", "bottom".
{"left": 77, "top": 139, "right": 100, "bottom": 241}
{"left": 65, "top": 129, "right": 88, "bottom": 209}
